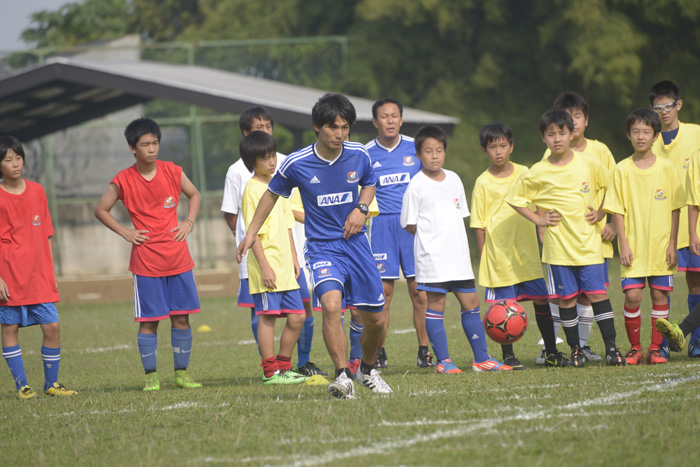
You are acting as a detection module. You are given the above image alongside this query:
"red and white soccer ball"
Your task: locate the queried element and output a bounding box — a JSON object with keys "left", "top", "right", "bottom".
{"left": 483, "top": 299, "right": 528, "bottom": 344}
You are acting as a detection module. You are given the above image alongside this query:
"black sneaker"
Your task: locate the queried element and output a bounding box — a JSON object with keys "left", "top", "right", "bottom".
{"left": 544, "top": 351, "right": 571, "bottom": 367}
{"left": 296, "top": 361, "right": 328, "bottom": 376}
{"left": 605, "top": 346, "right": 626, "bottom": 366}
{"left": 376, "top": 347, "right": 388, "bottom": 369}
{"left": 417, "top": 348, "right": 434, "bottom": 368}
{"left": 503, "top": 355, "right": 525, "bottom": 370}
{"left": 581, "top": 345, "right": 603, "bottom": 362}
{"left": 570, "top": 346, "right": 585, "bottom": 368}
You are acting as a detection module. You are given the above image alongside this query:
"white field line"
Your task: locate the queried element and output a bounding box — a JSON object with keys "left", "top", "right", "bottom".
{"left": 15, "top": 401, "right": 232, "bottom": 420}
{"left": 390, "top": 328, "right": 416, "bottom": 335}
{"left": 81, "top": 344, "right": 133, "bottom": 354}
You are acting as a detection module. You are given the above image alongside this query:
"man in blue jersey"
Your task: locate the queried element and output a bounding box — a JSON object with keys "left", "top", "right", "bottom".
{"left": 238, "top": 93, "right": 392, "bottom": 398}
{"left": 365, "top": 98, "right": 431, "bottom": 369}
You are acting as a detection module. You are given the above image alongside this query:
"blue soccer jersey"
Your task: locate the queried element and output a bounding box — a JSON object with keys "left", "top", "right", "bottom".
{"left": 268, "top": 142, "right": 377, "bottom": 241}
{"left": 365, "top": 135, "right": 421, "bottom": 215}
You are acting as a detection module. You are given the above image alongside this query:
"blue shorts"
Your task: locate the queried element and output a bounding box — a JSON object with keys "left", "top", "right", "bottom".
{"left": 418, "top": 279, "right": 476, "bottom": 295}
{"left": 297, "top": 267, "right": 311, "bottom": 303}
{"left": 253, "top": 289, "right": 305, "bottom": 316}
{"left": 237, "top": 278, "right": 254, "bottom": 308}
{"left": 621, "top": 275, "right": 674, "bottom": 292}
{"left": 368, "top": 214, "right": 416, "bottom": 279}
{"left": 678, "top": 247, "right": 700, "bottom": 272}
{"left": 0, "top": 303, "right": 58, "bottom": 327}
{"left": 546, "top": 263, "right": 606, "bottom": 300}
{"left": 133, "top": 270, "right": 201, "bottom": 322}
{"left": 484, "top": 278, "right": 549, "bottom": 303}
{"left": 306, "top": 234, "right": 385, "bottom": 311}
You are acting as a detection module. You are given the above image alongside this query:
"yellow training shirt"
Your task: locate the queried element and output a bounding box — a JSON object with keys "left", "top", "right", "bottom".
{"left": 604, "top": 156, "right": 684, "bottom": 278}
{"left": 652, "top": 121, "right": 700, "bottom": 249}
{"left": 242, "top": 178, "right": 299, "bottom": 294}
{"left": 506, "top": 152, "right": 608, "bottom": 266}
{"left": 471, "top": 163, "right": 544, "bottom": 287}
{"left": 544, "top": 138, "right": 615, "bottom": 258}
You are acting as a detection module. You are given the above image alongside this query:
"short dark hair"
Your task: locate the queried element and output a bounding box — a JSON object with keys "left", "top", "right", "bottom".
{"left": 239, "top": 106, "right": 274, "bottom": 135}
{"left": 240, "top": 131, "right": 277, "bottom": 173}
{"left": 479, "top": 122, "right": 514, "bottom": 147}
{"left": 124, "top": 118, "right": 161, "bottom": 147}
{"left": 371, "top": 98, "right": 404, "bottom": 118}
{"left": 312, "top": 93, "right": 356, "bottom": 129}
{"left": 552, "top": 92, "right": 589, "bottom": 119}
{"left": 414, "top": 125, "right": 447, "bottom": 153}
{"left": 626, "top": 108, "right": 661, "bottom": 136}
{"left": 539, "top": 110, "right": 574, "bottom": 136}
{"left": 649, "top": 80, "right": 680, "bottom": 104}
{"left": 0, "top": 136, "right": 25, "bottom": 180}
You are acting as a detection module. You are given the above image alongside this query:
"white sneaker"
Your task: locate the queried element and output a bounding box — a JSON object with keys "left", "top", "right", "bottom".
{"left": 355, "top": 368, "right": 393, "bottom": 394}
{"left": 327, "top": 372, "right": 355, "bottom": 399}
{"left": 535, "top": 348, "right": 546, "bottom": 366}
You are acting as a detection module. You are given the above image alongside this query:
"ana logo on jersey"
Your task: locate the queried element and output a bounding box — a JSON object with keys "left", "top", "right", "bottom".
{"left": 32, "top": 215, "right": 41, "bottom": 226}
{"left": 684, "top": 158, "right": 690, "bottom": 170}
{"left": 379, "top": 173, "right": 410, "bottom": 186}
{"left": 655, "top": 189, "right": 666, "bottom": 200}
{"left": 373, "top": 253, "right": 387, "bottom": 260}
{"left": 403, "top": 156, "right": 415, "bottom": 166}
{"left": 313, "top": 261, "right": 332, "bottom": 269}
{"left": 163, "top": 196, "right": 177, "bottom": 208}
{"left": 347, "top": 171, "right": 359, "bottom": 183}
{"left": 310, "top": 176, "right": 321, "bottom": 184}
{"left": 317, "top": 191, "right": 353, "bottom": 207}
{"left": 376, "top": 263, "right": 385, "bottom": 273}
{"left": 318, "top": 268, "right": 331, "bottom": 277}
{"left": 580, "top": 182, "right": 590, "bottom": 193}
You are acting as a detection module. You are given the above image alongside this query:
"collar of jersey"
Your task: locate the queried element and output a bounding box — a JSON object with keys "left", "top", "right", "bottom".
{"left": 374, "top": 135, "right": 404, "bottom": 153}
{"left": 313, "top": 142, "right": 344, "bottom": 165}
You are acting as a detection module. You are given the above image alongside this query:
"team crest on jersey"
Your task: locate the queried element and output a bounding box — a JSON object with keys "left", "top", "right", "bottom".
{"left": 313, "top": 261, "right": 331, "bottom": 269}
{"left": 373, "top": 253, "right": 387, "bottom": 260}
{"left": 655, "top": 189, "right": 666, "bottom": 200}
{"left": 32, "top": 215, "right": 41, "bottom": 226}
{"left": 310, "top": 176, "right": 320, "bottom": 184}
{"left": 317, "top": 191, "right": 353, "bottom": 207}
{"left": 580, "top": 182, "right": 590, "bottom": 193}
{"left": 347, "top": 171, "right": 359, "bottom": 182}
{"left": 163, "top": 196, "right": 177, "bottom": 208}
{"left": 380, "top": 173, "right": 410, "bottom": 186}
{"left": 684, "top": 158, "right": 690, "bottom": 170}
{"left": 318, "top": 268, "right": 331, "bottom": 277}
{"left": 373, "top": 161, "right": 382, "bottom": 168}
{"left": 403, "top": 156, "right": 415, "bottom": 166}
{"left": 376, "top": 263, "right": 386, "bottom": 273}
{"left": 454, "top": 198, "right": 461, "bottom": 209}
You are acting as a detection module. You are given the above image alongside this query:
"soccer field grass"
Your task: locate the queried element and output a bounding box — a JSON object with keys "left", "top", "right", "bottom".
{"left": 2, "top": 272, "right": 700, "bottom": 466}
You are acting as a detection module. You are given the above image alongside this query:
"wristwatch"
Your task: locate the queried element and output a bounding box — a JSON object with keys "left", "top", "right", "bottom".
{"left": 355, "top": 203, "right": 369, "bottom": 215}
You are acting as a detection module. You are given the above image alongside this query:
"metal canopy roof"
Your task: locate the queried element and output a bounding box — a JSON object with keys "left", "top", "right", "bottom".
{"left": 0, "top": 57, "right": 459, "bottom": 141}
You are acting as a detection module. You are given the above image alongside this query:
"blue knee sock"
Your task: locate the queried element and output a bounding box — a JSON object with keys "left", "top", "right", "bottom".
{"left": 137, "top": 333, "right": 158, "bottom": 374}
{"left": 461, "top": 307, "right": 490, "bottom": 363}
{"left": 41, "top": 346, "right": 60, "bottom": 391}
{"left": 425, "top": 309, "right": 450, "bottom": 362}
{"left": 171, "top": 327, "right": 192, "bottom": 371}
{"left": 689, "top": 294, "right": 700, "bottom": 343}
{"left": 3, "top": 345, "right": 28, "bottom": 390}
{"left": 349, "top": 319, "right": 363, "bottom": 360}
{"left": 297, "top": 317, "right": 314, "bottom": 367}
{"left": 251, "top": 308, "right": 261, "bottom": 356}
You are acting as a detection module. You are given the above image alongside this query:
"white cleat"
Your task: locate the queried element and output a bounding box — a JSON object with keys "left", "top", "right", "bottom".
{"left": 327, "top": 372, "right": 355, "bottom": 399}
{"left": 355, "top": 368, "right": 393, "bottom": 394}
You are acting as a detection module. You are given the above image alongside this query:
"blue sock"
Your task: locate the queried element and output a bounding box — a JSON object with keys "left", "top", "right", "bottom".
{"left": 137, "top": 333, "right": 158, "bottom": 374}
{"left": 41, "top": 346, "right": 60, "bottom": 391}
{"left": 3, "top": 345, "right": 28, "bottom": 390}
{"left": 250, "top": 308, "right": 261, "bottom": 356}
{"left": 297, "top": 317, "right": 314, "bottom": 367}
{"left": 349, "top": 319, "right": 364, "bottom": 360}
{"left": 425, "top": 309, "right": 450, "bottom": 362}
{"left": 461, "top": 307, "right": 490, "bottom": 363}
{"left": 689, "top": 294, "right": 700, "bottom": 343}
{"left": 171, "top": 327, "right": 192, "bottom": 371}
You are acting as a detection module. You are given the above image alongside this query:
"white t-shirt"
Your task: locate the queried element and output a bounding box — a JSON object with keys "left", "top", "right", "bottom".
{"left": 400, "top": 169, "right": 474, "bottom": 283}
{"left": 221, "top": 153, "right": 286, "bottom": 279}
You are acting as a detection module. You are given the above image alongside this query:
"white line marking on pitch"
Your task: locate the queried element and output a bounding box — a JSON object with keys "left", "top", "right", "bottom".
{"left": 81, "top": 344, "right": 133, "bottom": 353}
{"left": 390, "top": 328, "right": 415, "bottom": 335}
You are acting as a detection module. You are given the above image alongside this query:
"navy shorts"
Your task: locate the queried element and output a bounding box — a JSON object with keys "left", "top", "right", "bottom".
{"left": 678, "top": 247, "right": 700, "bottom": 272}
{"left": 418, "top": 279, "right": 476, "bottom": 295}
{"left": 0, "top": 303, "right": 58, "bottom": 327}
{"left": 484, "top": 278, "right": 549, "bottom": 303}
{"left": 546, "top": 263, "right": 606, "bottom": 300}
{"left": 133, "top": 270, "right": 201, "bottom": 322}
{"left": 621, "top": 275, "right": 673, "bottom": 292}
{"left": 369, "top": 214, "right": 416, "bottom": 279}
{"left": 253, "top": 289, "right": 305, "bottom": 316}
{"left": 297, "top": 267, "right": 311, "bottom": 303}
{"left": 237, "top": 278, "right": 254, "bottom": 308}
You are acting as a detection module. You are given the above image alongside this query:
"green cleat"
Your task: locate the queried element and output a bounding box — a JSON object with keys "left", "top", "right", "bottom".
{"left": 44, "top": 382, "right": 77, "bottom": 397}
{"left": 262, "top": 370, "right": 307, "bottom": 385}
{"left": 174, "top": 369, "right": 202, "bottom": 389}
{"left": 282, "top": 370, "right": 309, "bottom": 382}
{"left": 656, "top": 318, "right": 685, "bottom": 352}
{"left": 144, "top": 372, "right": 160, "bottom": 392}
{"left": 17, "top": 385, "right": 38, "bottom": 400}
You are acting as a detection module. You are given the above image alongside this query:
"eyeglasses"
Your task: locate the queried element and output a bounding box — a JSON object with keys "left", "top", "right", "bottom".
{"left": 652, "top": 100, "right": 678, "bottom": 113}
